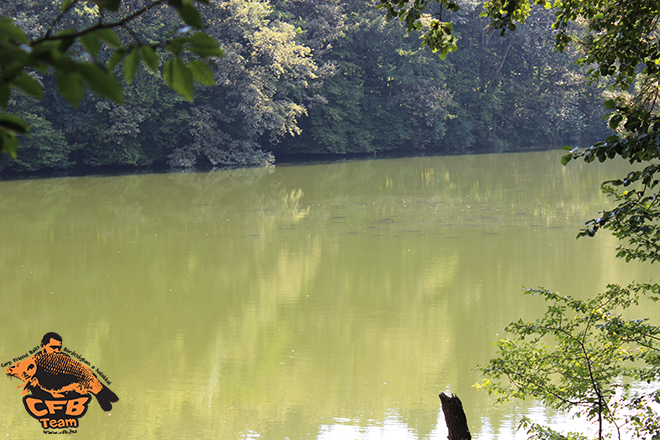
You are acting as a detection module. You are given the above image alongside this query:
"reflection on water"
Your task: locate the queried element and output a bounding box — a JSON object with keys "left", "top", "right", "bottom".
{"left": 1, "top": 151, "right": 657, "bottom": 439}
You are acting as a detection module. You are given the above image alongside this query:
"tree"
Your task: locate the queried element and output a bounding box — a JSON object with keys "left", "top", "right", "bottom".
{"left": 1, "top": 0, "right": 609, "bottom": 173}
{"left": 377, "top": 0, "right": 660, "bottom": 438}
{"left": 278, "top": 11, "right": 455, "bottom": 156}
{"left": 167, "top": 0, "right": 319, "bottom": 168}
{"left": 478, "top": 285, "right": 660, "bottom": 439}
{"left": 0, "top": 0, "right": 224, "bottom": 158}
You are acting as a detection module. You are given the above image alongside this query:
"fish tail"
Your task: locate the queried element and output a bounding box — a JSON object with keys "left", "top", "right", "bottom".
{"left": 94, "top": 385, "right": 119, "bottom": 412}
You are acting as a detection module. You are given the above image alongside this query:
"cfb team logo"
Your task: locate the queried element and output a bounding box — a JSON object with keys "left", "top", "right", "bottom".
{"left": 3, "top": 332, "right": 119, "bottom": 433}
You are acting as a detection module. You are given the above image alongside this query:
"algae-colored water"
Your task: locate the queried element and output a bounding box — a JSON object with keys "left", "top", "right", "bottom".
{"left": 1, "top": 151, "right": 656, "bottom": 439}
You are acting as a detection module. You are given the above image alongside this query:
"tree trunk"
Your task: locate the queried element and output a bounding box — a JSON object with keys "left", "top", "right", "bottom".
{"left": 439, "top": 393, "right": 471, "bottom": 440}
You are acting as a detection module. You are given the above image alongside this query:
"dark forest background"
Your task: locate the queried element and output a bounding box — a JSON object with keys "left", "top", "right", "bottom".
{"left": 0, "top": 0, "right": 609, "bottom": 176}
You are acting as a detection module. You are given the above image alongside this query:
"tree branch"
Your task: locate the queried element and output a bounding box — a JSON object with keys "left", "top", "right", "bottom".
{"left": 35, "top": 0, "right": 167, "bottom": 46}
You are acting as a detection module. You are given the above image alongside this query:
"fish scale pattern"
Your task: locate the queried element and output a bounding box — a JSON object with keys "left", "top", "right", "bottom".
{"left": 35, "top": 352, "right": 101, "bottom": 393}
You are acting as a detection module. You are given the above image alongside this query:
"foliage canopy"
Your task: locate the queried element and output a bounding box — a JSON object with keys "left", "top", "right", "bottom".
{"left": 0, "top": 0, "right": 223, "bottom": 158}
{"left": 1, "top": 0, "right": 608, "bottom": 174}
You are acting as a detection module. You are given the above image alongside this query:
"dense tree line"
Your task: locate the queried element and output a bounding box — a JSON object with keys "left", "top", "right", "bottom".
{"left": 0, "top": 0, "right": 608, "bottom": 175}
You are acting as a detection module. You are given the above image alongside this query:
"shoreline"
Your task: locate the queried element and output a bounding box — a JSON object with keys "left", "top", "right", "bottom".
{"left": 0, "top": 144, "right": 563, "bottom": 182}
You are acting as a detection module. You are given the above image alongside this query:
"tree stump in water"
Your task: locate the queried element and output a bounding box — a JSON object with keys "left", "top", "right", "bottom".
{"left": 439, "top": 392, "right": 471, "bottom": 440}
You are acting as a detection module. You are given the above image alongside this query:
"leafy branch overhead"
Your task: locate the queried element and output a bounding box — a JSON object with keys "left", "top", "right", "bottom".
{"left": 377, "top": 0, "right": 545, "bottom": 59}
{"left": 377, "top": 0, "right": 460, "bottom": 60}
{"left": 0, "top": 0, "right": 224, "bottom": 158}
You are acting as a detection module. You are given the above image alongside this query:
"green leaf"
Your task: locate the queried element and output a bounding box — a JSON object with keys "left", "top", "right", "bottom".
{"left": 94, "top": 28, "right": 122, "bottom": 48}
{"left": 165, "top": 38, "right": 187, "bottom": 55}
{"left": 0, "top": 17, "right": 29, "bottom": 44}
{"left": 57, "top": 35, "right": 77, "bottom": 53}
{"left": 164, "top": 57, "right": 194, "bottom": 101}
{"left": 187, "top": 33, "right": 223, "bottom": 58}
{"left": 80, "top": 33, "right": 101, "bottom": 59}
{"left": 54, "top": 70, "right": 85, "bottom": 106}
{"left": 0, "top": 130, "right": 19, "bottom": 158}
{"left": 60, "top": 0, "right": 75, "bottom": 11}
{"left": 604, "top": 99, "right": 616, "bottom": 110}
{"left": 188, "top": 60, "right": 215, "bottom": 85}
{"left": 561, "top": 154, "right": 572, "bottom": 166}
{"left": 140, "top": 46, "right": 159, "bottom": 72}
{"left": 107, "top": 48, "right": 128, "bottom": 70}
{"left": 0, "top": 113, "right": 30, "bottom": 134}
{"left": 12, "top": 72, "right": 43, "bottom": 99}
{"left": 77, "top": 64, "right": 124, "bottom": 103}
{"left": 178, "top": 3, "right": 203, "bottom": 29}
{"left": 0, "top": 46, "right": 30, "bottom": 68}
{"left": 0, "top": 83, "right": 9, "bottom": 108}
{"left": 0, "top": 58, "right": 24, "bottom": 80}
{"left": 124, "top": 48, "right": 139, "bottom": 84}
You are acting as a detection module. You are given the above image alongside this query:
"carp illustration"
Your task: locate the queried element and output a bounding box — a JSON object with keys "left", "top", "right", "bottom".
{"left": 5, "top": 334, "right": 119, "bottom": 412}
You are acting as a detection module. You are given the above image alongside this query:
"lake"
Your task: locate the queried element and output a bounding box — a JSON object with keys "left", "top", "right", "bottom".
{"left": 1, "top": 150, "right": 657, "bottom": 439}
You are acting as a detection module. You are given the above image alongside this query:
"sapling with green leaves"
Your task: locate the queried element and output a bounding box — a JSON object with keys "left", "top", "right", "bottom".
{"left": 477, "top": 285, "right": 660, "bottom": 439}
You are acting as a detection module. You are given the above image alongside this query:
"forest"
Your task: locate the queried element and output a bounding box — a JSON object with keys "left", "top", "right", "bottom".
{"left": 0, "top": 0, "right": 609, "bottom": 176}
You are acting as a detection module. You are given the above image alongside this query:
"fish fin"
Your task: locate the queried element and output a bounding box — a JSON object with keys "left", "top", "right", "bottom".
{"left": 94, "top": 386, "right": 119, "bottom": 412}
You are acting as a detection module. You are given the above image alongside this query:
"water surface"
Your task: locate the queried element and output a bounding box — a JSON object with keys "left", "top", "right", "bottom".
{"left": 1, "top": 151, "right": 657, "bottom": 439}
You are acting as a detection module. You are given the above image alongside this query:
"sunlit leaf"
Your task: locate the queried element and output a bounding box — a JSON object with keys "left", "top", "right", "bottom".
{"left": 609, "top": 114, "right": 623, "bottom": 130}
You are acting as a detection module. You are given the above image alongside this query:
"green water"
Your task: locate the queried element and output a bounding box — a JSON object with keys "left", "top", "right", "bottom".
{"left": 1, "top": 151, "right": 657, "bottom": 439}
